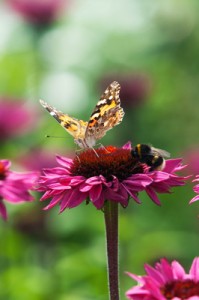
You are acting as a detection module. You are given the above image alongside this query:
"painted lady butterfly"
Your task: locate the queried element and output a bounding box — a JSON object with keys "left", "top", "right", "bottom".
{"left": 40, "top": 81, "right": 124, "bottom": 148}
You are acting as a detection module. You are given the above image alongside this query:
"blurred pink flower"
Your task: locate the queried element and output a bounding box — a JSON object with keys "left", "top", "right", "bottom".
{"left": 8, "top": 0, "right": 68, "bottom": 25}
{"left": 126, "top": 257, "right": 199, "bottom": 300}
{"left": 100, "top": 73, "right": 152, "bottom": 108}
{"left": 37, "top": 142, "right": 188, "bottom": 213}
{"left": 20, "top": 148, "right": 60, "bottom": 171}
{"left": 0, "top": 98, "right": 37, "bottom": 141}
{"left": 184, "top": 148, "right": 199, "bottom": 175}
{"left": 190, "top": 175, "right": 199, "bottom": 204}
{"left": 0, "top": 159, "right": 38, "bottom": 220}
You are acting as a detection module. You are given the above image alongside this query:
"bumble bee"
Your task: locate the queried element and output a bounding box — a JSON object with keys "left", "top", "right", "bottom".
{"left": 131, "top": 144, "right": 170, "bottom": 171}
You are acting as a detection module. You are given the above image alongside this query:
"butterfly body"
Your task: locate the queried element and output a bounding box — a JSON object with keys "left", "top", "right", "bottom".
{"left": 40, "top": 81, "right": 124, "bottom": 148}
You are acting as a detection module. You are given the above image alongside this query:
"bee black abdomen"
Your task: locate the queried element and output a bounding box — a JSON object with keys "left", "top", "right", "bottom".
{"left": 149, "top": 156, "right": 164, "bottom": 171}
{"left": 131, "top": 144, "right": 165, "bottom": 171}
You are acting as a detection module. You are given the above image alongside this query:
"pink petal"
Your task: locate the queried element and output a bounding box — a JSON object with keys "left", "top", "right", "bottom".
{"left": 92, "top": 190, "right": 105, "bottom": 209}
{"left": 126, "top": 272, "right": 145, "bottom": 285}
{"left": 171, "top": 260, "right": 186, "bottom": 280}
{"left": 130, "top": 193, "right": 142, "bottom": 204}
{"left": 159, "top": 258, "right": 174, "bottom": 282}
{"left": 122, "top": 184, "right": 142, "bottom": 204}
{"left": 193, "top": 176, "right": 199, "bottom": 183}
{"left": 85, "top": 176, "right": 103, "bottom": 185}
{"left": 193, "top": 184, "right": 199, "bottom": 192}
{"left": 123, "top": 174, "right": 152, "bottom": 190}
{"left": 169, "top": 158, "right": 183, "bottom": 169}
{"left": 149, "top": 171, "right": 170, "bottom": 182}
{"left": 111, "top": 176, "right": 120, "bottom": 191}
{"left": 79, "top": 184, "right": 93, "bottom": 192}
{"left": 122, "top": 141, "right": 132, "bottom": 150}
{"left": 144, "top": 277, "right": 165, "bottom": 299}
{"left": 105, "top": 186, "right": 128, "bottom": 207}
{"left": 56, "top": 155, "right": 73, "bottom": 169}
{"left": 70, "top": 177, "right": 85, "bottom": 186}
{"left": 40, "top": 190, "right": 61, "bottom": 201}
{"left": 60, "top": 189, "right": 87, "bottom": 212}
{"left": 144, "top": 264, "right": 165, "bottom": 285}
{"left": 163, "top": 159, "right": 182, "bottom": 173}
{"left": 42, "top": 167, "right": 69, "bottom": 176}
{"left": 145, "top": 187, "right": 161, "bottom": 205}
{"left": 59, "top": 177, "right": 74, "bottom": 186}
{"left": 189, "top": 257, "right": 199, "bottom": 281}
{"left": 47, "top": 181, "right": 71, "bottom": 190}
{"left": 8, "top": 170, "right": 38, "bottom": 181}
{"left": 89, "top": 184, "right": 102, "bottom": 201}
{"left": 43, "top": 192, "right": 64, "bottom": 210}
{"left": 0, "top": 159, "right": 11, "bottom": 170}
{"left": 1, "top": 185, "right": 33, "bottom": 202}
{"left": 126, "top": 286, "right": 150, "bottom": 299}
{"left": 189, "top": 195, "right": 199, "bottom": 204}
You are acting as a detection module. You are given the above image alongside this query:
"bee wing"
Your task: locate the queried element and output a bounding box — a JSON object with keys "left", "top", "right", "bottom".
{"left": 151, "top": 147, "right": 170, "bottom": 158}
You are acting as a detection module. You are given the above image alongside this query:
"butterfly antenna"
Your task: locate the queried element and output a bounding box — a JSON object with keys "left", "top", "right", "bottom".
{"left": 45, "top": 135, "right": 66, "bottom": 138}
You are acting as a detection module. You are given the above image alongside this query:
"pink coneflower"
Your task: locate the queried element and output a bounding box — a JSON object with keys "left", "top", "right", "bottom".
{"left": 0, "top": 98, "right": 36, "bottom": 141}
{"left": 0, "top": 159, "right": 38, "bottom": 220}
{"left": 37, "top": 142, "right": 188, "bottom": 212}
{"left": 126, "top": 257, "right": 199, "bottom": 300}
{"left": 8, "top": 0, "right": 68, "bottom": 26}
{"left": 190, "top": 175, "right": 199, "bottom": 204}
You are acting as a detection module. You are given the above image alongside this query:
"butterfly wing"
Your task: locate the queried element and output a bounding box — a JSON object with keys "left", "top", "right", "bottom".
{"left": 39, "top": 100, "right": 87, "bottom": 140}
{"left": 85, "top": 81, "right": 124, "bottom": 147}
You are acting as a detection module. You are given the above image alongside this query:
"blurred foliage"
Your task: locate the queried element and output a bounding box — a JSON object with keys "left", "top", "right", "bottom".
{"left": 0, "top": 0, "right": 199, "bottom": 299}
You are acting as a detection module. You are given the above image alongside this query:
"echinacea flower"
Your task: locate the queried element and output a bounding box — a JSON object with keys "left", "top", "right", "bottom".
{"left": 126, "top": 257, "right": 199, "bottom": 300}
{"left": 8, "top": 0, "right": 68, "bottom": 26}
{"left": 37, "top": 142, "right": 188, "bottom": 212}
{"left": 0, "top": 159, "right": 38, "bottom": 220}
{"left": 190, "top": 175, "right": 199, "bottom": 204}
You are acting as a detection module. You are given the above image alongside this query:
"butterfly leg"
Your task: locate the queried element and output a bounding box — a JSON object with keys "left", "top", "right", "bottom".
{"left": 75, "top": 152, "right": 81, "bottom": 163}
{"left": 97, "top": 143, "right": 110, "bottom": 153}
{"left": 91, "top": 147, "right": 99, "bottom": 157}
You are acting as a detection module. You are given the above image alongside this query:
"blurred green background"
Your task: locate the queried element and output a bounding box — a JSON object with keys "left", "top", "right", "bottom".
{"left": 0, "top": 0, "right": 199, "bottom": 299}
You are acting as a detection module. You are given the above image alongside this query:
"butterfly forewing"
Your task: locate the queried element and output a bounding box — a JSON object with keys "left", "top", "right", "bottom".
{"left": 85, "top": 81, "right": 124, "bottom": 141}
{"left": 39, "top": 100, "right": 87, "bottom": 140}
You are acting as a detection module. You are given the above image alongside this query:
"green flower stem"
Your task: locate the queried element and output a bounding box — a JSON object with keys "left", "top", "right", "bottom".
{"left": 104, "top": 201, "right": 119, "bottom": 300}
